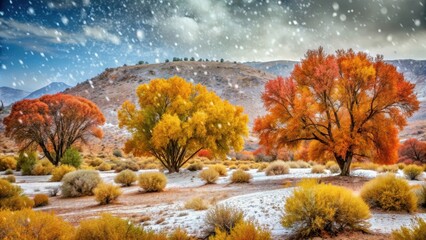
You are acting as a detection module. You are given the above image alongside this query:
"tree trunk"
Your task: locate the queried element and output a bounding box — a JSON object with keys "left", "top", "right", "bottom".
{"left": 335, "top": 152, "right": 353, "bottom": 176}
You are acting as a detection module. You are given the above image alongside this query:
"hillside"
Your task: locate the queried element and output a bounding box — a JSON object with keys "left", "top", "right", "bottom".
{"left": 0, "top": 87, "right": 29, "bottom": 106}
{"left": 25, "top": 82, "right": 71, "bottom": 99}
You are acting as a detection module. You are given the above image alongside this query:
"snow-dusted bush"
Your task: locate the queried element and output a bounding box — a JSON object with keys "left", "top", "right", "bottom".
{"left": 94, "top": 183, "right": 122, "bottom": 205}
{"left": 199, "top": 168, "right": 219, "bottom": 184}
{"left": 138, "top": 172, "right": 167, "bottom": 192}
{"left": 61, "top": 170, "right": 101, "bottom": 197}
{"left": 184, "top": 197, "right": 208, "bottom": 211}
{"left": 265, "top": 161, "right": 289, "bottom": 176}
{"left": 114, "top": 169, "right": 137, "bottom": 187}
{"left": 231, "top": 170, "right": 252, "bottom": 183}
{"left": 205, "top": 205, "right": 244, "bottom": 236}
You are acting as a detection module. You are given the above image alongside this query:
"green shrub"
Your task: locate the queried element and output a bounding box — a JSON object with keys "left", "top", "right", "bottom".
{"left": 0, "top": 156, "right": 16, "bottom": 171}
{"left": 113, "top": 149, "right": 123, "bottom": 157}
{"left": 360, "top": 174, "right": 417, "bottom": 212}
{"left": 32, "top": 159, "right": 54, "bottom": 175}
{"left": 311, "top": 164, "right": 326, "bottom": 174}
{"left": 205, "top": 205, "right": 244, "bottom": 235}
{"left": 97, "top": 162, "right": 112, "bottom": 171}
{"left": 199, "top": 168, "right": 219, "bottom": 184}
{"left": 230, "top": 170, "right": 252, "bottom": 183}
{"left": 392, "top": 218, "right": 426, "bottom": 240}
{"left": 184, "top": 197, "right": 208, "bottom": 211}
{"left": 187, "top": 162, "right": 204, "bottom": 171}
{"left": 114, "top": 169, "right": 137, "bottom": 186}
{"left": 282, "top": 179, "right": 371, "bottom": 238}
{"left": 138, "top": 172, "right": 167, "bottom": 192}
{"left": 265, "top": 161, "right": 289, "bottom": 176}
{"left": 0, "top": 179, "right": 34, "bottom": 210}
{"left": 403, "top": 164, "right": 423, "bottom": 180}
{"left": 94, "top": 183, "right": 122, "bottom": 205}
{"left": 17, "top": 152, "right": 37, "bottom": 175}
{"left": 2, "top": 175, "right": 15, "bottom": 183}
{"left": 210, "top": 164, "right": 227, "bottom": 176}
{"left": 33, "top": 194, "right": 49, "bottom": 207}
{"left": 50, "top": 165, "right": 76, "bottom": 182}
{"left": 61, "top": 170, "right": 102, "bottom": 197}
{"left": 209, "top": 220, "right": 271, "bottom": 240}
{"left": 60, "top": 148, "right": 82, "bottom": 168}
{"left": 4, "top": 169, "right": 14, "bottom": 175}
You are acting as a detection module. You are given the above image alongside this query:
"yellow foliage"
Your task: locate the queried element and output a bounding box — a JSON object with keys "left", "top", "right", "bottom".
{"left": 230, "top": 170, "right": 252, "bottom": 183}
{"left": 97, "top": 162, "right": 112, "bottom": 171}
{"left": 138, "top": 172, "right": 167, "bottom": 192}
{"left": 168, "top": 228, "right": 195, "bottom": 240}
{"left": 265, "top": 161, "right": 289, "bottom": 176}
{"left": 32, "top": 159, "right": 54, "bottom": 175}
{"left": 33, "top": 194, "right": 49, "bottom": 207}
{"left": 209, "top": 220, "right": 271, "bottom": 240}
{"left": 311, "top": 164, "right": 326, "bottom": 174}
{"left": 205, "top": 205, "right": 244, "bottom": 235}
{"left": 94, "top": 183, "right": 122, "bottom": 205}
{"left": 392, "top": 218, "right": 426, "bottom": 240}
{"left": 210, "top": 164, "right": 227, "bottom": 176}
{"left": 50, "top": 165, "right": 76, "bottom": 182}
{"left": 199, "top": 168, "right": 219, "bottom": 184}
{"left": 0, "top": 155, "right": 16, "bottom": 170}
{"left": 184, "top": 197, "right": 208, "bottom": 211}
{"left": 0, "top": 179, "right": 34, "bottom": 210}
{"left": 114, "top": 169, "right": 137, "bottom": 186}
{"left": 403, "top": 164, "right": 423, "bottom": 180}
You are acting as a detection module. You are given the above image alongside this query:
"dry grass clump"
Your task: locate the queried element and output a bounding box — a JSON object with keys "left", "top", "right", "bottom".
{"left": 265, "top": 161, "right": 289, "bottom": 176}
{"left": 287, "top": 161, "right": 300, "bottom": 168}
{"left": 229, "top": 165, "right": 237, "bottom": 170}
{"left": 0, "top": 179, "right": 34, "bottom": 210}
{"left": 86, "top": 157, "right": 104, "bottom": 167}
{"left": 115, "top": 160, "right": 140, "bottom": 172}
{"left": 94, "top": 183, "right": 122, "bottom": 205}
{"left": 97, "top": 162, "right": 112, "bottom": 171}
{"left": 238, "top": 164, "right": 250, "bottom": 171}
{"left": 360, "top": 174, "right": 417, "bottom": 212}
{"left": 33, "top": 194, "right": 49, "bottom": 207}
{"left": 210, "top": 220, "right": 271, "bottom": 240}
{"left": 377, "top": 164, "right": 399, "bottom": 173}
{"left": 204, "top": 205, "right": 244, "bottom": 235}
{"left": 282, "top": 179, "right": 371, "bottom": 239}
{"left": 392, "top": 218, "right": 426, "bottom": 240}
{"left": 397, "top": 163, "right": 407, "bottom": 170}
{"left": 325, "top": 161, "right": 337, "bottom": 169}
{"left": 296, "top": 160, "right": 310, "bottom": 168}
{"left": 210, "top": 164, "right": 227, "bottom": 176}
{"left": 114, "top": 169, "right": 137, "bottom": 187}
{"left": 351, "top": 162, "right": 379, "bottom": 171}
{"left": 231, "top": 170, "right": 252, "bottom": 183}
{"left": 187, "top": 162, "right": 204, "bottom": 171}
{"left": 403, "top": 164, "right": 424, "bottom": 180}
{"left": 257, "top": 162, "right": 268, "bottom": 172}
{"left": 329, "top": 164, "right": 341, "bottom": 174}
{"left": 199, "top": 168, "right": 220, "bottom": 184}
{"left": 0, "top": 155, "right": 16, "bottom": 170}
{"left": 184, "top": 197, "right": 208, "bottom": 211}
{"left": 414, "top": 184, "right": 426, "bottom": 208}
{"left": 50, "top": 165, "right": 76, "bottom": 182}
{"left": 61, "top": 170, "right": 102, "bottom": 197}
{"left": 2, "top": 175, "right": 15, "bottom": 183}
{"left": 32, "top": 159, "right": 54, "bottom": 175}
{"left": 138, "top": 172, "right": 167, "bottom": 192}
{"left": 311, "top": 164, "right": 326, "bottom": 174}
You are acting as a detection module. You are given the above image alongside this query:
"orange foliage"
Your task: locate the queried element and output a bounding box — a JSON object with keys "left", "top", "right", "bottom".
{"left": 198, "top": 149, "right": 213, "bottom": 159}
{"left": 3, "top": 94, "right": 105, "bottom": 166}
{"left": 254, "top": 47, "right": 419, "bottom": 176}
{"left": 399, "top": 138, "right": 426, "bottom": 163}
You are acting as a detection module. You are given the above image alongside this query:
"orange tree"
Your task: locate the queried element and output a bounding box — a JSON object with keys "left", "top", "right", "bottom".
{"left": 399, "top": 138, "right": 426, "bottom": 163}
{"left": 3, "top": 94, "right": 105, "bottom": 166}
{"left": 254, "top": 48, "right": 419, "bottom": 176}
{"left": 118, "top": 76, "right": 248, "bottom": 173}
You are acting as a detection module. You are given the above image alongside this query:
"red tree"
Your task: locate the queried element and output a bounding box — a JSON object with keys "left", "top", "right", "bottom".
{"left": 399, "top": 138, "right": 426, "bottom": 163}
{"left": 3, "top": 94, "right": 105, "bottom": 165}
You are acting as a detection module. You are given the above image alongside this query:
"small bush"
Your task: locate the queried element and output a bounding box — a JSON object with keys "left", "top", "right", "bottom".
{"left": 238, "top": 164, "right": 250, "bottom": 171}
{"left": 231, "top": 170, "right": 252, "bottom": 183}
{"left": 205, "top": 205, "right": 244, "bottom": 235}
{"left": 168, "top": 228, "right": 194, "bottom": 240}
{"left": 210, "top": 220, "right": 271, "bottom": 240}
{"left": 403, "top": 164, "right": 423, "bottom": 180}
{"left": 296, "top": 160, "right": 310, "bottom": 168}
{"left": 414, "top": 184, "right": 426, "bottom": 208}
{"left": 392, "top": 218, "right": 426, "bottom": 240}
{"left": 94, "top": 183, "right": 122, "bottom": 205}
{"left": 265, "top": 161, "right": 289, "bottom": 176}
{"left": 0, "top": 209, "right": 75, "bottom": 240}
{"left": 287, "top": 161, "right": 299, "bottom": 168}
{"left": 138, "top": 172, "right": 167, "bottom": 192}
{"left": 32, "top": 159, "right": 54, "bottom": 175}
{"left": 377, "top": 164, "right": 399, "bottom": 173}
{"left": 282, "top": 179, "right": 371, "bottom": 238}
{"left": 184, "top": 197, "right": 208, "bottom": 211}
{"left": 257, "top": 162, "right": 268, "bottom": 172}
{"left": 114, "top": 169, "right": 137, "bottom": 186}
{"left": 60, "top": 148, "right": 82, "bottom": 168}
{"left": 4, "top": 169, "right": 14, "bottom": 175}
{"left": 397, "top": 163, "right": 407, "bottom": 170}
{"left": 33, "top": 194, "right": 49, "bottom": 207}
{"left": 17, "top": 151, "right": 37, "bottom": 175}
{"left": 187, "top": 162, "right": 204, "bottom": 171}
{"left": 87, "top": 157, "right": 104, "bottom": 167}
{"left": 311, "top": 164, "right": 326, "bottom": 174}
{"left": 360, "top": 174, "right": 417, "bottom": 212}
{"left": 210, "top": 164, "right": 227, "bottom": 176}
{"left": 325, "top": 161, "right": 336, "bottom": 169}
{"left": 50, "top": 165, "right": 76, "bottom": 182}
{"left": 61, "top": 170, "right": 102, "bottom": 197}
{"left": 115, "top": 160, "right": 140, "bottom": 172}
{"left": 2, "top": 175, "right": 15, "bottom": 183}
{"left": 199, "top": 168, "right": 219, "bottom": 184}
{"left": 329, "top": 164, "right": 341, "bottom": 174}
{"left": 0, "top": 179, "right": 34, "bottom": 210}
{"left": 97, "top": 162, "right": 112, "bottom": 171}
{"left": 0, "top": 155, "right": 16, "bottom": 171}
{"left": 112, "top": 149, "right": 123, "bottom": 157}
{"left": 229, "top": 165, "right": 237, "bottom": 169}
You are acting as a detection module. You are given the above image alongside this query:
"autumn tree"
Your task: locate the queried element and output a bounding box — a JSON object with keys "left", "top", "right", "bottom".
{"left": 399, "top": 138, "right": 426, "bottom": 163}
{"left": 118, "top": 76, "right": 249, "bottom": 173}
{"left": 3, "top": 94, "right": 105, "bottom": 166}
{"left": 254, "top": 47, "right": 419, "bottom": 176}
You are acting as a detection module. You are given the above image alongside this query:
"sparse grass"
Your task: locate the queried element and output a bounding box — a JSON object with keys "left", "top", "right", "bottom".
{"left": 392, "top": 218, "right": 426, "bottom": 240}
{"left": 403, "top": 164, "right": 423, "bottom": 180}
{"left": 199, "top": 168, "right": 219, "bottom": 184}
{"left": 184, "top": 197, "right": 208, "bottom": 211}
{"left": 205, "top": 205, "right": 244, "bottom": 235}
{"left": 265, "top": 161, "right": 289, "bottom": 176}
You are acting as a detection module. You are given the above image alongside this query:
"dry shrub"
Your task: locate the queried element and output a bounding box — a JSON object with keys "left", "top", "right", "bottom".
{"left": 0, "top": 155, "right": 16, "bottom": 171}
{"left": 205, "top": 205, "right": 244, "bottom": 235}
{"left": 392, "top": 218, "right": 426, "bottom": 240}
{"left": 32, "top": 159, "right": 54, "bottom": 175}
{"left": 287, "top": 161, "right": 300, "bottom": 168}
{"left": 238, "top": 164, "right": 250, "bottom": 171}
{"left": 377, "top": 164, "right": 399, "bottom": 173}
{"left": 114, "top": 169, "right": 137, "bottom": 186}
{"left": 138, "top": 172, "right": 167, "bottom": 192}
{"left": 351, "top": 162, "right": 379, "bottom": 171}
{"left": 265, "top": 161, "right": 289, "bottom": 176}
{"left": 61, "top": 170, "right": 102, "bottom": 197}
{"left": 33, "top": 194, "right": 49, "bottom": 207}
{"left": 50, "top": 165, "right": 76, "bottom": 182}
{"left": 257, "top": 162, "right": 268, "bottom": 172}
{"left": 199, "top": 168, "right": 219, "bottom": 184}
{"left": 282, "top": 179, "right": 371, "bottom": 239}
{"left": 75, "top": 213, "right": 166, "bottom": 240}
{"left": 0, "top": 179, "right": 34, "bottom": 210}
{"left": 168, "top": 228, "right": 194, "bottom": 240}
{"left": 229, "top": 165, "right": 237, "bottom": 170}
{"left": 4, "top": 169, "right": 14, "bottom": 175}
{"left": 87, "top": 157, "right": 104, "bottom": 167}
{"left": 187, "top": 162, "right": 204, "bottom": 171}
{"left": 360, "top": 174, "right": 417, "bottom": 212}
{"left": 403, "top": 164, "right": 424, "bottom": 180}
{"left": 210, "top": 164, "right": 227, "bottom": 176}
{"left": 210, "top": 220, "right": 271, "bottom": 240}
{"left": 414, "top": 184, "right": 426, "bottom": 208}
{"left": 329, "top": 164, "right": 341, "bottom": 174}
{"left": 115, "top": 160, "right": 140, "bottom": 172}
{"left": 94, "top": 183, "right": 122, "bottom": 205}
{"left": 0, "top": 209, "right": 75, "bottom": 240}
{"left": 397, "top": 163, "right": 407, "bottom": 170}
{"left": 231, "top": 170, "right": 252, "bottom": 183}
{"left": 325, "top": 161, "right": 337, "bottom": 169}
{"left": 311, "top": 164, "right": 326, "bottom": 174}
{"left": 184, "top": 197, "right": 208, "bottom": 210}
{"left": 2, "top": 175, "right": 15, "bottom": 183}
{"left": 296, "top": 160, "right": 310, "bottom": 168}
{"left": 97, "top": 162, "right": 112, "bottom": 171}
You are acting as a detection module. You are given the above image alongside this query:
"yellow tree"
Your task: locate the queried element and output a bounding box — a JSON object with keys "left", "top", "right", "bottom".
{"left": 254, "top": 48, "right": 419, "bottom": 176}
{"left": 118, "top": 76, "right": 249, "bottom": 173}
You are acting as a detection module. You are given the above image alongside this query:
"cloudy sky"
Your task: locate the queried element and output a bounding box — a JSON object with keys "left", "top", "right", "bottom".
{"left": 1, "top": 0, "right": 425, "bottom": 91}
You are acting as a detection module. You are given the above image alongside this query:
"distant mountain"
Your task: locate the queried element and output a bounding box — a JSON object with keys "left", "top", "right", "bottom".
{"left": 244, "top": 60, "right": 298, "bottom": 77}
{"left": 0, "top": 87, "right": 30, "bottom": 106}
{"left": 25, "top": 82, "right": 71, "bottom": 99}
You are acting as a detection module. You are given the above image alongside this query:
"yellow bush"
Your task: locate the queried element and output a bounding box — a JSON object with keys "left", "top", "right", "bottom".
{"left": 33, "top": 194, "right": 49, "bottom": 207}
{"left": 296, "top": 160, "right": 310, "bottom": 168}
{"left": 360, "top": 174, "right": 417, "bottom": 212}
{"left": 184, "top": 197, "right": 208, "bottom": 211}
{"left": 199, "top": 168, "right": 219, "bottom": 184}
{"left": 392, "top": 218, "right": 426, "bottom": 240}
{"left": 414, "top": 184, "right": 426, "bottom": 208}
{"left": 287, "top": 161, "right": 300, "bottom": 168}
{"left": 168, "top": 228, "right": 195, "bottom": 240}
{"left": 187, "top": 162, "right": 204, "bottom": 171}
{"left": 397, "top": 163, "right": 407, "bottom": 170}
{"left": 329, "top": 164, "right": 340, "bottom": 173}
{"left": 231, "top": 170, "right": 252, "bottom": 183}
{"left": 311, "top": 164, "right": 326, "bottom": 174}
{"left": 377, "top": 164, "right": 399, "bottom": 173}
{"left": 0, "top": 155, "right": 16, "bottom": 171}
{"left": 229, "top": 165, "right": 237, "bottom": 170}
{"left": 205, "top": 205, "right": 244, "bottom": 235}
{"left": 94, "top": 183, "right": 122, "bottom": 205}
{"left": 209, "top": 220, "right": 271, "bottom": 240}
{"left": 87, "top": 157, "right": 104, "bottom": 167}
{"left": 75, "top": 213, "right": 167, "bottom": 240}
{"left": 282, "top": 179, "right": 371, "bottom": 238}
{"left": 0, "top": 209, "right": 74, "bottom": 239}
{"left": 114, "top": 169, "right": 137, "bottom": 186}
{"left": 403, "top": 164, "right": 424, "bottom": 180}
{"left": 50, "top": 165, "right": 76, "bottom": 182}
{"left": 210, "top": 164, "right": 227, "bottom": 176}
{"left": 351, "top": 162, "right": 379, "bottom": 171}
{"left": 238, "top": 164, "right": 250, "bottom": 171}
{"left": 0, "top": 179, "right": 34, "bottom": 210}
{"left": 265, "top": 161, "right": 289, "bottom": 176}
{"left": 138, "top": 172, "right": 167, "bottom": 192}
{"left": 257, "top": 162, "right": 268, "bottom": 172}
{"left": 325, "top": 161, "right": 337, "bottom": 169}
{"left": 97, "top": 162, "right": 112, "bottom": 171}
{"left": 2, "top": 175, "right": 16, "bottom": 183}
{"left": 31, "top": 159, "right": 54, "bottom": 175}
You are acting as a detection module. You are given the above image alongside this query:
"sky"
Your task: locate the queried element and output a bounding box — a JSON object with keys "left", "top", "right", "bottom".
{"left": 0, "top": 0, "right": 425, "bottom": 91}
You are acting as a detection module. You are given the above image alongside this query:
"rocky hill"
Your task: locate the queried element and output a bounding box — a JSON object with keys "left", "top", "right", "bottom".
{"left": 0, "top": 87, "right": 29, "bottom": 106}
